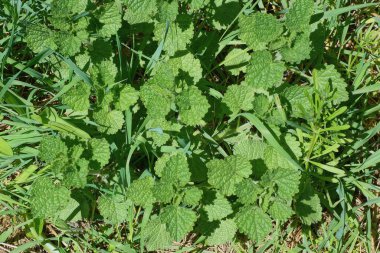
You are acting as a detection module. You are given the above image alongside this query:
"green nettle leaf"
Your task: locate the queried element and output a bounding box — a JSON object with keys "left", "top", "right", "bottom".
{"left": 239, "top": 13, "right": 283, "bottom": 50}
{"left": 223, "top": 48, "right": 251, "bottom": 75}
{"left": 97, "top": 1, "right": 122, "bottom": 38}
{"left": 282, "top": 85, "right": 313, "bottom": 120}
{"left": 39, "top": 136, "right": 68, "bottom": 163}
{"left": 124, "top": 0, "right": 157, "bottom": 24}
{"left": 295, "top": 183, "right": 322, "bottom": 225}
{"left": 261, "top": 167, "right": 301, "bottom": 200}
{"left": 285, "top": 134, "right": 302, "bottom": 158}
{"left": 127, "top": 177, "right": 155, "bottom": 207}
{"left": 146, "top": 119, "right": 181, "bottom": 146}
{"left": 70, "top": 144, "right": 84, "bottom": 161}
{"left": 158, "top": 0, "right": 179, "bottom": 22}
{"left": 263, "top": 145, "right": 293, "bottom": 170}
{"left": 160, "top": 205, "right": 197, "bottom": 241}
{"left": 154, "top": 153, "right": 172, "bottom": 177}
{"left": 313, "top": 64, "right": 349, "bottom": 104}
{"left": 160, "top": 153, "right": 191, "bottom": 187}
{"left": 222, "top": 84, "right": 255, "bottom": 116}
{"left": 245, "top": 50, "right": 286, "bottom": 90}
{"left": 89, "top": 138, "right": 111, "bottom": 167}
{"left": 93, "top": 109, "right": 124, "bottom": 135}
{"left": 29, "top": 177, "right": 71, "bottom": 219}
{"left": 153, "top": 181, "right": 175, "bottom": 203}
{"left": 114, "top": 85, "right": 139, "bottom": 111}
{"left": 252, "top": 94, "right": 271, "bottom": 116}
{"left": 154, "top": 16, "right": 194, "bottom": 56}
{"left": 280, "top": 32, "right": 312, "bottom": 64}
{"left": 98, "top": 194, "right": 130, "bottom": 224}
{"left": 235, "top": 206, "right": 272, "bottom": 242}
{"left": 63, "top": 158, "right": 89, "bottom": 188}
{"left": 170, "top": 53, "right": 203, "bottom": 85}
{"left": 285, "top": 0, "right": 314, "bottom": 33}
{"left": 62, "top": 82, "right": 91, "bottom": 111}
{"left": 56, "top": 32, "right": 82, "bottom": 56}
{"left": 140, "top": 80, "right": 175, "bottom": 118}
{"left": 141, "top": 218, "right": 173, "bottom": 251}
{"left": 50, "top": 0, "right": 88, "bottom": 16}
{"left": 25, "top": 24, "right": 58, "bottom": 53}
{"left": 268, "top": 200, "right": 293, "bottom": 221}
{"left": 234, "top": 139, "right": 267, "bottom": 161}
{"left": 189, "top": 0, "right": 210, "bottom": 10}
{"left": 90, "top": 60, "right": 118, "bottom": 87}
{"left": 204, "top": 193, "right": 233, "bottom": 221}
{"left": 177, "top": 86, "right": 210, "bottom": 126}
{"left": 207, "top": 155, "right": 252, "bottom": 196}
{"left": 182, "top": 187, "right": 203, "bottom": 206}
{"left": 235, "top": 179, "right": 263, "bottom": 205}
{"left": 205, "top": 219, "right": 237, "bottom": 246}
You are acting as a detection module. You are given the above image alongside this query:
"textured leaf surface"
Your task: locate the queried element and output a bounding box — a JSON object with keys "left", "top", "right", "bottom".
{"left": 93, "top": 109, "right": 124, "bottom": 134}
{"left": 154, "top": 17, "right": 194, "bottom": 56}
{"left": 183, "top": 187, "right": 203, "bottom": 206}
{"left": 295, "top": 183, "right": 322, "bottom": 225}
{"left": 177, "top": 86, "right": 210, "bottom": 126}
{"left": 239, "top": 13, "right": 283, "bottom": 50}
{"left": 235, "top": 179, "right": 263, "bottom": 205}
{"left": 282, "top": 85, "right": 313, "bottom": 120}
{"left": 158, "top": 0, "right": 178, "bottom": 22}
{"left": 146, "top": 119, "right": 181, "bottom": 146}
{"left": 25, "top": 25, "right": 57, "bottom": 53}
{"left": 140, "top": 81, "right": 174, "bottom": 118}
{"left": 89, "top": 138, "right": 110, "bottom": 167}
{"left": 56, "top": 33, "right": 82, "bottom": 56}
{"left": 207, "top": 155, "right": 252, "bottom": 196}
{"left": 261, "top": 167, "right": 301, "bottom": 200}
{"left": 124, "top": 0, "right": 157, "bottom": 24}
{"left": 204, "top": 193, "right": 233, "bottom": 221}
{"left": 30, "top": 177, "right": 71, "bottom": 219}
{"left": 39, "top": 136, "right": 68, "bottom": 163}
{"left": 114, "top": 85, "right": 139, "bottom": 111}
{"left": 160, "top": 153, "right": 191, "bottom": 187}
{"left": 236, "top": 206, "right": 272, "bottom": 242}
{"left": 234, "top": 139, "right": 267, "bottom": 160}
{"left": 268, "top": 200, "right": 293, "bottom": 221}
{"left": 62, "top": 82, "right": 90, "bottom": 111}
{"left": 263, "top": 146, "right": 293, "bottom": 170}
{"left": 223, "top": 48, "right": 250, "bottom": 75}
{"left": 97, "top": 2, "right": 122, "bottom": 37}
{"left": 206, "top": 219, "right": 237, "bottom": 246}
{"left": 63, "top": 159, "right": 89, "bottom": 188}
{"left": 141, "top": 218, "right": 173, "bottom": 252}
{"left": 285, "top": 0, "right": 314, "bottom": 32}
{"left": 160, "top": 205, "right": 197, "bottom": 241}
{"left": 281, "top": 32, "right": 312, "bottom": 64}
{"left": 127, "top": 177, "right": 155, "bottom": 207}
{"left": 153, "top": 181, "right": 175, "bottom": 203}
{"left": 313, "top": 65, "right": 348, "bottom": 104}
{"left": 252, "top": 94, "right": 271, "bottom": 116}
{"left": 50, "top": 0, "right": 87, "bottom": 16}
{"left": 90, "top": 60, "right": 118, "bottom": 87}
{"left": 98, "top": 194, "right": 130, "bottom": 224}
{"left": 245, "top": 51, "right": 285, "bottom": 89}
{"left": 222, "top": 84, "right": 255, "bottom": 116}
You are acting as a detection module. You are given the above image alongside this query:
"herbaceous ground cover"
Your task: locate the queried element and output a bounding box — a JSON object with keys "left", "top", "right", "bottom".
{"left": 0, "top": 0, "right": 379, "bottom": 252}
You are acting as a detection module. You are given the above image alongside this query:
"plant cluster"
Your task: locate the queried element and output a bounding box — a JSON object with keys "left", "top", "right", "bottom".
{"left": 1, "top": 0, "right": 379, "bottom": 252}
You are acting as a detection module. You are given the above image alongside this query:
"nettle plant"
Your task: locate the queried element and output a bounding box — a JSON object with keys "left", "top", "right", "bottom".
{"left": 25, "top": 0, "right": 351, "bottom": 250}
